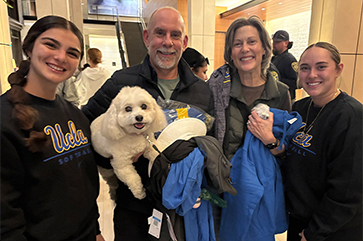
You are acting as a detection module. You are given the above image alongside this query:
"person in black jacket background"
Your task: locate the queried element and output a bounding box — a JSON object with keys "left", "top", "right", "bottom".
{"left": 271, "top": 30, "right": 298, "bottom": 101}
{"left": 82, "top": 6, "right": 213, "bottom": 241}
{"left": 182, "top": 47, "right": 209, "bottom": 81}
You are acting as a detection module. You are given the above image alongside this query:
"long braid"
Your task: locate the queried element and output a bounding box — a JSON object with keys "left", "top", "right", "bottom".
{"left": 8, "top": 60, "right": 50, "bottom": 152}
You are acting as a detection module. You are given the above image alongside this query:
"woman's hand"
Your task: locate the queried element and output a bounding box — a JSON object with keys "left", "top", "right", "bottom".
{"left": 247, "top": 111, "right": 285, "bottom": 155}
{"left": 96, "top": 234, "right": 106, "bottom": 241}
{"left": 299, "top": 230, "right": 307, "bottom": 241}
{"left": 193, "top": 198, "right": 202, "bottom": 209}
{"left": 247, "top": 111, "right": 275, "bottom": 145}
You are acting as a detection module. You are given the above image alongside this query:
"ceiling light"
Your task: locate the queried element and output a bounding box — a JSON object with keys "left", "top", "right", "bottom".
{"left": 279, "top": 2, "right": 282, "bottom": 4}
{"left": 262, "top": 8, "right": 265, "bottom": 10}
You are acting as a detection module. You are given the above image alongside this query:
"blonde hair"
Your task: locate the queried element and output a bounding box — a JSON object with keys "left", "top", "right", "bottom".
{"left": 87, "top": 48, "right": 102, "bottom": 64}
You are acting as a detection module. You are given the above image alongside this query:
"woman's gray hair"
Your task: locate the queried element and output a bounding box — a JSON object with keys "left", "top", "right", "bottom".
{"left": 224, "top": 15, "right": 272, "bottom": 79}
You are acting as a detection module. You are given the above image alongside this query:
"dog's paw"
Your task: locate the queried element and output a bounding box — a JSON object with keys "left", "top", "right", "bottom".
{"left": 133, "top": 188, "right": 146, "bottom": 200}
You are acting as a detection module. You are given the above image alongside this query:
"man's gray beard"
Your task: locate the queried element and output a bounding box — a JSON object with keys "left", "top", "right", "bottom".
{"left": 155, "top": 55, "right": 179, "bottom": 69}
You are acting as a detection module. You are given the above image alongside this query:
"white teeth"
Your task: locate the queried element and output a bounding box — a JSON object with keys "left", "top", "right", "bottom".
{"left": 241, "top": 57, "right": 253, "bottom": 61}
{"left": 308, "top": 82, "right": 320, "bottom": 86}
{"left": 48, "top": 64, "right": 64, "bottom": 71}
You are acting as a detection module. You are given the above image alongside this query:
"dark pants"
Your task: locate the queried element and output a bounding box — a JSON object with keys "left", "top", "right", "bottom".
{"left": 114, "top": 206, "right": 150, "bottom": 241}
{"left": 287, "top": 214, "right": 363, "bottom": 241}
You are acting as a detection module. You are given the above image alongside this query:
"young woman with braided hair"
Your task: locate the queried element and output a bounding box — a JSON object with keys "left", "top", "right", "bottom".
{"left": 1, "top": 15, "right": 105, "bottom": 241}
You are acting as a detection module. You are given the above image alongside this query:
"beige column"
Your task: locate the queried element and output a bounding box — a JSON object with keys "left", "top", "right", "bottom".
{"left": 309, "top": 0, "right": 363, "bottom": 103}
{"left": 0, "top": 1, "right": 14, "bottom": 93}
{"left": 34, "top": 0, "right": 84, "bottom": 63}
{"left": 187, "top": 0, "right": 216, "bottom": 79}
{"left": 35, "top": 0, "right": 83, "bottom": 32}
{"left": 69, "top": 0, "right": 83, "bottom": 33}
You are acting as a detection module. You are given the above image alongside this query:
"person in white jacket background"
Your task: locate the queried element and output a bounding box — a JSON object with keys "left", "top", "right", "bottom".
{"left": 77, "top": 48, "right": 110, "bottom": 108}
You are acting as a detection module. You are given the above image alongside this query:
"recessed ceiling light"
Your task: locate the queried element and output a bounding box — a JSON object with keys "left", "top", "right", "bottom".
{"left": 279, "top": 2, "right": 282, "bottom": 4}
{"left": 262, "top": 8, "right": 265, "bottom": 10}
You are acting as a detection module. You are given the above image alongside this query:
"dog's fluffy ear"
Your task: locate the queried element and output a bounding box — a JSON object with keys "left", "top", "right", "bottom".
{"left": 100, "top": 103, "right": 126, "bottom": 140}
{"left": 149, "top": 100, "right": 167, "bottom": 134}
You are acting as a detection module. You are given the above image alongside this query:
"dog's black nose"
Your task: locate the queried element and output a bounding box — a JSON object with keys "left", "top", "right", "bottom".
{"left": 135, "top": 115, "right": 143, "bottom": 122}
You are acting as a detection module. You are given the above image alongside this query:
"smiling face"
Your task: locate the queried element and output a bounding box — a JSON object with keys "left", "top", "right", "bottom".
{"left": 115, "top": 87, "right": 160, "bottom": 135}
{"left": 298, "top": 46, "right": 343, "bottom": 103}
{"left": 26, "top": 28, "right": 81, "bottom": 91}
{"left": 143, "top": 8, "right": 188, "bottom": 74}
{"left": 231, "top": 25, "right": 266, "bottom": 75}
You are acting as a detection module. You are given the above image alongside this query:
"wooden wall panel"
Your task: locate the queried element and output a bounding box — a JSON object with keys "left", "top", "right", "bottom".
{"left": 352, "top": 55, "right": 363, "bottom": 103}
{"left": 214, "top": 32, "right": 226, "bottom": 69}
{"left": 221, "top": 0, "right": 311, "bottom": 22}
{"left": 177, "top": 0, "right": 188, "bottom": 35}
{"left": 214, "top": 6, "right": 230, "bottom": 70}
{"left": 215, "top": 6, "right": 233, "bottom": 32}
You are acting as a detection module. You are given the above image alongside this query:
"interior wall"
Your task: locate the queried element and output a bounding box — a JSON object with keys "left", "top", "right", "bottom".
{"left": 188, "top": 0, "right": 216, "bottom": 78}
{"left": 214, "top": 6, "right": 231, "bottom": 69}
{"left": 309, "top": 0, "right": 363, "bottom": 103}
{"left": 178, "top": 0, "right": 188, "bottom": 35}
{"left": 0, "top": 1, "right": 14, "bottom": 94}
{"left": 88, "top": 35, "right": 121, "bottom": 75}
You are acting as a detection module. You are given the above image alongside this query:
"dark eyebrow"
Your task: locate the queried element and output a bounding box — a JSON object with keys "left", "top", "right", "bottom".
{"left": 316, "top": 61, "right": 329, "bottom": 65}
{"left": 41, "top": 37, "right": 81, "bottom": 54}
{"left": 41, "top": 37, "right": 60, "bottom": 45}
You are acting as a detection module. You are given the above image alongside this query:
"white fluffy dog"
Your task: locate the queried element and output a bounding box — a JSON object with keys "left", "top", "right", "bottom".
{"left": 91, "top": 86, "right": 167, "bottom": 200}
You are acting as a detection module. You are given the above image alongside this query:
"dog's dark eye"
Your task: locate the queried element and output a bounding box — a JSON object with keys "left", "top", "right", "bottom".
{"left": 141, "top": 104, "right": 147, "bottom": 110}
{"left": 125, "top": 106, "right": 132, "bottom": 112}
